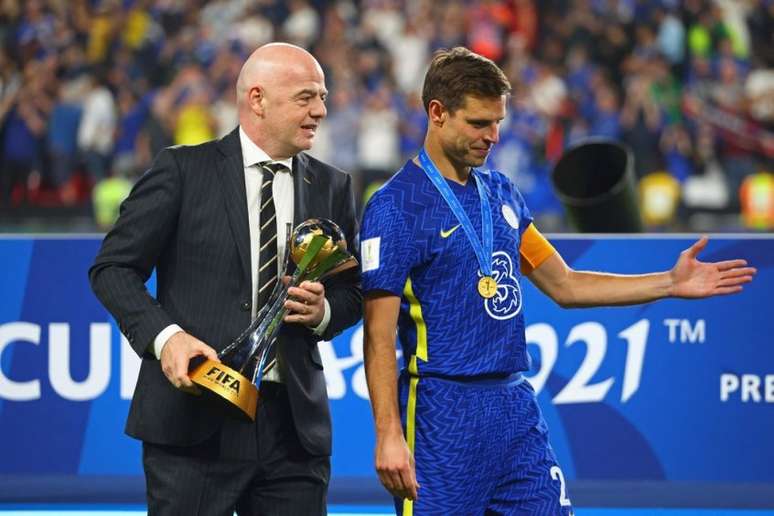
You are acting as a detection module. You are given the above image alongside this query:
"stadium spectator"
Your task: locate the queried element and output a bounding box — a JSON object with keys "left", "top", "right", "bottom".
{"left": 76, "top": 70, "right": 116, "bottom": 182}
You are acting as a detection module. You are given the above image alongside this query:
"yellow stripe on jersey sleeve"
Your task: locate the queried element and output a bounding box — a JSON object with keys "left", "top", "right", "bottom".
{"left": 403, "top": 277, "right": 428, "bottom": 374}
{"left": 519, "top": 223, "right": 557, "bottom": 275}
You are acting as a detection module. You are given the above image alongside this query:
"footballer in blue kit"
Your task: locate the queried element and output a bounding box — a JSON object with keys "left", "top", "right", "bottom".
{"left": 361, "top": 160, "right": 568, "bottom": 515}
{"left": 361, "top": 47, "right": 755, "bottom": 516}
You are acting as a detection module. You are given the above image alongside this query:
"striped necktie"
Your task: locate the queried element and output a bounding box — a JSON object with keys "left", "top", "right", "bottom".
{"left": 256, "top": 161, "right": 286, "bottom": 310}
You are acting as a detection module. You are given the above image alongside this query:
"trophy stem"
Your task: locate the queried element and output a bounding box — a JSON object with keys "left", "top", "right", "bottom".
{"left": 247, "top": 295, "right": 288, "bottom": 377}
{"left": 240, "top": 235, "right": 330, "bottom": 384}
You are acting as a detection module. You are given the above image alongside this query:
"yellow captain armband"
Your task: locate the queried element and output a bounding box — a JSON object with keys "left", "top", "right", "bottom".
{"left": 519, "top": 224, "right": 556, "bottom": 276}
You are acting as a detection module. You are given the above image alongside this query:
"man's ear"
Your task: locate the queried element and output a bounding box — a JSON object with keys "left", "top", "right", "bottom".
{"left": 248, "top": 85, "right": 264, "bottom": 116}
{"left": 428, "top": 99, "right": 448, "bottom": 127}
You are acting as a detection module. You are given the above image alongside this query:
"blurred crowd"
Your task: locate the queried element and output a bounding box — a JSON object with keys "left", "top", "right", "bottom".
{"left": 0, "top": 0, "right": 772, "bottom": 231}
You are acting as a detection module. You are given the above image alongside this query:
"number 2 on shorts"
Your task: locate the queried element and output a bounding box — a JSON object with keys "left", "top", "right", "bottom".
{"left": 550, "top": 465, "right": 572, "bottom": 507}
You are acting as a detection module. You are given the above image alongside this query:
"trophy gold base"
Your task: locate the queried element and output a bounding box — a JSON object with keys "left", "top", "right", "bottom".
{"left": 189, "top": 359, "right": 259, "bottom": 421}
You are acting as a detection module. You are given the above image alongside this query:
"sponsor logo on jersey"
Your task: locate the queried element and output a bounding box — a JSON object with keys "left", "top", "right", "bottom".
{"left": 484, "top": 250, "right": 523, "bottom": 320}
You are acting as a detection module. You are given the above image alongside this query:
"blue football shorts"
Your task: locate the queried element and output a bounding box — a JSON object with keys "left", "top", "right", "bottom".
{"left": 396, "top": 372, "right": 574, "bottom": 516}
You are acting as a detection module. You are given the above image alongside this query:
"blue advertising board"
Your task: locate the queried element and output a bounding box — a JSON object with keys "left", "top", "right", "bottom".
{"left": 0, "top": 235, "right": 772, "bottom": 507}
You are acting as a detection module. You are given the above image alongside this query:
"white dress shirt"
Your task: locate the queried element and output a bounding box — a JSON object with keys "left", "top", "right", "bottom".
{"left": 152, "top": 128, "right": 331, "bottom": 383}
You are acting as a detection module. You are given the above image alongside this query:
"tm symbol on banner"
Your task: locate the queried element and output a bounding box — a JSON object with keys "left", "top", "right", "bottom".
{"left": 663, "top": 319, "right": 705, "bottom": 343}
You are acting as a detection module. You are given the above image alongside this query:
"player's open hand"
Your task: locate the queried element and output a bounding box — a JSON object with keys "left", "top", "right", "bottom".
{"left": 284, "top": 279, "right": 326, "bottom": 328}
{"left": 375, "top": 431, "right": 420, "bottom": 501}
{"left": 670, "top": 236, "right": 757, "bottom": 298}
{"left": 160, "top": 331, "right": 219, "bottom": 392}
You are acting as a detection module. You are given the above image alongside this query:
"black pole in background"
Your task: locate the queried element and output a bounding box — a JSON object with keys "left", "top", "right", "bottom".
{"left": 551, "top": 139, "right": 643, "bottom": 233}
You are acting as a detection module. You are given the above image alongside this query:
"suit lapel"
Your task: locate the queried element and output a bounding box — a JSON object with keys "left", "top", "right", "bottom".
{"left": 217, "top": 129, "right": 251, "bottom": 285}
{"left": 292, "top": 152, "right": 317, "bottom": 226}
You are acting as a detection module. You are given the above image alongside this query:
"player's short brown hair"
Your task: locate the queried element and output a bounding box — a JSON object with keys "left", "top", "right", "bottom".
{"left": 421, "top": 47, "right": 511, "bottom": 114}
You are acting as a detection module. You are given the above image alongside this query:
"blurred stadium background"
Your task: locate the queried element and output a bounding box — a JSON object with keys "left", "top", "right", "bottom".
{"left": 0, "top": 0, "right": 771, "bottom": 233}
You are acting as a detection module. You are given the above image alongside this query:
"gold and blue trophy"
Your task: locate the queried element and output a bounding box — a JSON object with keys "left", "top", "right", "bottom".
{"left": 189, "top": 218, "right": 357, "bottom": 420}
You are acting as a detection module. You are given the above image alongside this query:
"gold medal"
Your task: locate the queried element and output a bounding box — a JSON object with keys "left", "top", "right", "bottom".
{"left": 477, "top": 276, "right": 498, "bottom": 298}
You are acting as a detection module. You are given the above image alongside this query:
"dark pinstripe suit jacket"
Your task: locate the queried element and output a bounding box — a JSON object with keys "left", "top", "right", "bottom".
{"left": 89, "top": 128, "right": 361, "bottom": 457}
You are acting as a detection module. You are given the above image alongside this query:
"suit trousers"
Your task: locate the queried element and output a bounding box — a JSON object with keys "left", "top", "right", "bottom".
{"left": 143, "top": 382, "right": 330, "bottom": 516}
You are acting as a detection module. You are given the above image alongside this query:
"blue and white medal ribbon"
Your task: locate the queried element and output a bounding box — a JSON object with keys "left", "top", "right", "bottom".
{"left": 418, "top": 148, "right": 497, "bottom": 298}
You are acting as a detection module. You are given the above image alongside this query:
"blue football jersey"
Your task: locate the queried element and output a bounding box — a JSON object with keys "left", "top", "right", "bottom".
{"left": 360, "top": 159, "right": 534, "bottom": 377}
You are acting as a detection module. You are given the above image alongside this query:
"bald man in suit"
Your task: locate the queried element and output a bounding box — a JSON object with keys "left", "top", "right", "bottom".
{"left": 90, "top": 43, "right": 361, "bottom": 516}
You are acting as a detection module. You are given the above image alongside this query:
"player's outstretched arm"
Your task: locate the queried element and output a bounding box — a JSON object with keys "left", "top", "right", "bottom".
{"left": 364, "top": 292, "right": 420, "bottom": 502}
{"left": 526, "top": 236, "right": 756, "bottom": 308}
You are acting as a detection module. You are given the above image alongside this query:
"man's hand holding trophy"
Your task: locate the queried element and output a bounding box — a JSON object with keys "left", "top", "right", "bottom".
{"left": 189, "top": 218, "right": 357, "bottom": 420}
